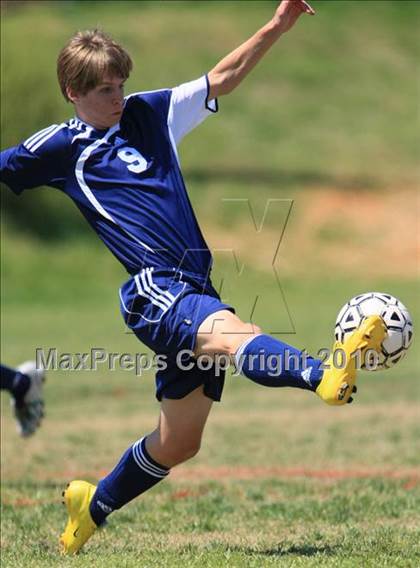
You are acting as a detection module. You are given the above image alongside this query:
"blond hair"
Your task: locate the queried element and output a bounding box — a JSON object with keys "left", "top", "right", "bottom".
{"left": 57, "top": 29, "right": 133, "bottom": 101}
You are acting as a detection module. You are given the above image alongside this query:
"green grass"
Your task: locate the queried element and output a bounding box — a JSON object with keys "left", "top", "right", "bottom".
{"left": 1, "top": 480, "right": 419, "bottom": 567}
{"left": 1, "top": 231, "right": 419, "bottom": 566}
{"left": 1, "top": 1, "right": 419, "bottom": 564}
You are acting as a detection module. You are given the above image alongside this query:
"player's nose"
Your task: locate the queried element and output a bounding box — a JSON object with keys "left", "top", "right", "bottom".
{"left": 112, "top": 99, "right": 123, "bottom": 112}
{"left": 112, "top": 93, "right": 124, "bottom": 107}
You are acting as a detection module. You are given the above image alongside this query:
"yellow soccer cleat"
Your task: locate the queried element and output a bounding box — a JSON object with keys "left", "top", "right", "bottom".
{"left": 59, "top": 480, "right": 98, "bottom": 555}
{"left": 316, "top": 315, "right": 387, "bottom": 405}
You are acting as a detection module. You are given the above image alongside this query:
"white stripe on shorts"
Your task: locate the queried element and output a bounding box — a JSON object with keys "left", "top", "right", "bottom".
{"left": 145, "top": 268, "right": 176, "bottom": 304}
{"left": 134, "top": 273, "right": 170, "bottom": 311}
{"left": 139, "top": 270, "right": 172, "bottom": 309}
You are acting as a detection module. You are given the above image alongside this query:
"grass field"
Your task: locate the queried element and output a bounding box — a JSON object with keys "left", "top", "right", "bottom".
{"left": 1, "top": 1, "right": 420, "bottom": 566}
{"left": 1, "top": 230, "right": 419, "bottom": 567}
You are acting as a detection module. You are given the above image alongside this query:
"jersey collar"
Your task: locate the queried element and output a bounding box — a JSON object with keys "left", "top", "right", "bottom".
{"left": 74, "top": 115, "right": 120, "bottom": 135}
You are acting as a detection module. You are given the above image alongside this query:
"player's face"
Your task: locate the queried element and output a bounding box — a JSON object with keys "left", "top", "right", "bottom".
{"left": 70, "top": 75, "right": 126, "bottom": 130}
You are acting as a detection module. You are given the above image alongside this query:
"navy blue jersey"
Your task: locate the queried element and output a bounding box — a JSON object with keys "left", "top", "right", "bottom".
{"left": 1, "top": 75, "right": 218, "bottom": 275}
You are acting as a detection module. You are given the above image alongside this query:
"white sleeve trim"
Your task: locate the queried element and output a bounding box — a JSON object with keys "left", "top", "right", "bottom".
{"left": 168, "top": 75, "right": 218, "bottom": 147}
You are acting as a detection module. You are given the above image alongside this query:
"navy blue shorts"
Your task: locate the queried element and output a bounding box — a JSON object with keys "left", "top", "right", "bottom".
{"left": 119, "top": 267, "right": 234, "bottom": 402}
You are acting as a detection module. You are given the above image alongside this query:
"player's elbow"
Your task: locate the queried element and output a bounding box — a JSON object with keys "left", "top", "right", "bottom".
{"left": 208, "top": 70, "right": 236, "bottom": 98}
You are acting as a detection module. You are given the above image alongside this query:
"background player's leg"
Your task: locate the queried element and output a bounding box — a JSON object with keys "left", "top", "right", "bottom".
{"left": 1, "top": 363, "right": 31, "bottom": 399}
{"left": 1, "top": 362, "right": 45, "bottom": 436}
{"left": 89, "top": 385, "right": 212, "bottom": 526}
{"left": 195, "top": 310, "right": 323, "bottom": 391}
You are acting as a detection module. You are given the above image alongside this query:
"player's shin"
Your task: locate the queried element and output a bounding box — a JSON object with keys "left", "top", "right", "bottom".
{"left": 234, "top": 334, "right": 323, "bottom": 391}
{"left": 89, "top": 436, "right": 169, "bottom": 526}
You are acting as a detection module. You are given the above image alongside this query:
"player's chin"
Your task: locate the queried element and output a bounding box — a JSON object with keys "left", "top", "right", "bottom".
{"left": 109, "top": 111, "right": 122, "bottom": 125}
{"left": 102, "top": 116, "right": 120, "bottom": 128}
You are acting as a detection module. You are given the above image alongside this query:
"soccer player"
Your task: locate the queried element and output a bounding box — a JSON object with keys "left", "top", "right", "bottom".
{"left": 0, "top": 0, "right": 386, "bottom": 554}
{"left": 0, "top": 362, "right": 45, "bottom": 437}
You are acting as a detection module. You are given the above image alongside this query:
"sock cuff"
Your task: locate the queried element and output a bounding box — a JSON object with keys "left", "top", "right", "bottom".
{"left": 132, "top": 437, "right": 170, "bottom": 479}
{"left": 234, "top": 333, "right": 264, "bottom": 372}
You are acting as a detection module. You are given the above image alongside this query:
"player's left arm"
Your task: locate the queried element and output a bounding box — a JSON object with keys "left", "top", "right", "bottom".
{"left": 208, "top": 0, "right": 315, "bottom": 99}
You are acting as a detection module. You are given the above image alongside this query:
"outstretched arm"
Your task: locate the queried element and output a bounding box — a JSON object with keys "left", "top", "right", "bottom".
{"left": 208, "top": 0, "right": 315, "bottom": 99}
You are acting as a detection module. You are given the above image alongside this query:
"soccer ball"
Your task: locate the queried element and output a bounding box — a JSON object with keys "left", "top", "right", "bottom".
{"left": 335, "top": 292, "right": 413, "bottom": 370}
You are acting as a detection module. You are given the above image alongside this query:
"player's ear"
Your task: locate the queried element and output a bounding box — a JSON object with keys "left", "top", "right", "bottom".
{"left": 66, "top": 86, "right": 79, "bottom": 103}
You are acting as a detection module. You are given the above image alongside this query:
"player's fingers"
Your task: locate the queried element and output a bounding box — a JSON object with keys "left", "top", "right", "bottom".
{"left": 301, "top": 0, "right": 315, "bottom": 15}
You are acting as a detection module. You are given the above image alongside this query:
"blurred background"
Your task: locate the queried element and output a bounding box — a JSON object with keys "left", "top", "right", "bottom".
{"left": 1, "top": 0, "right": 419, "bottom": 452}
{"left": 2, "top": 0, "right": 419, "bottom": 433}
{"left": 0, "top": 1, "right": 419, "bottom": 563}
{"left": 1, "top": 0, "right": 420, "bottom": 567}
{"left": 2, "top": 0, "right": 418, "bottom": 348}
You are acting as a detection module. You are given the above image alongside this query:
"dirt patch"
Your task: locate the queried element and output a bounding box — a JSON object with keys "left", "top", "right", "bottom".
{"left": 209, "top": 402, "right": 420, "bottom": 425}
{"left": 1, "top": 497, "right": 57, "bottom": 507}
{"left": 2, "top": 466, "right": 418, "bottom": 509}
{"left": 10, "top": 465, "right": 417, "bottom": 487}
{"left": 170, "top": 487, "right": 210, "bottom": 500}
{"left": 206, "top": 187, "right": 419, "bottom": 278}
{"left": 171, "top": 465, "right": 420, "bottom": 485}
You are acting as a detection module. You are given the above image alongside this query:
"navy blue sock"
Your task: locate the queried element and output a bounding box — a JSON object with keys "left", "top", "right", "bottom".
{"left": 234, "top": 334, "right": 323, "bottom": 391}
{"left": 0, "top": 364, "right": 30, "bottom": 401}
{"left": 89, "top": 436, "right": 169, "bottom": 526}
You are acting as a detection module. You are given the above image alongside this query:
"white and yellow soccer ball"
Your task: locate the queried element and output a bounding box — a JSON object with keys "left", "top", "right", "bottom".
{"left": 335, "top": 292, "right": 413, "bottom": 370}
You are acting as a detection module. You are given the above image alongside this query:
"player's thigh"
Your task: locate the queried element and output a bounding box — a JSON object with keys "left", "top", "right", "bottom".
{"left": 194, "top": 309, "right": 261, "bottom": 357}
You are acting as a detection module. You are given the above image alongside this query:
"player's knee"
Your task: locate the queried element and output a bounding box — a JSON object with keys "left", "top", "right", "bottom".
{"left": 221, "top": 322, "right": 262, "bottom": 355}
{"left": 252, "top": 324, "right": 262, "bottom": 336}
{"left": 162, "top": 437, "right": 201, "bottom": 466}
{"left": 178, "top": 440, "right": 201, "bottom": 463}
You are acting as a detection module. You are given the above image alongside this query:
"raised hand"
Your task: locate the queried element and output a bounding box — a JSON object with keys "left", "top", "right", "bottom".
{"left": 272, "top": 0, "right": 315, "bottom": 34}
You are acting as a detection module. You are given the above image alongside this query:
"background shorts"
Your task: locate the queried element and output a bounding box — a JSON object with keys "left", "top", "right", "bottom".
{"left": 119, "top": 267, "right": 234, "bottom": 402}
